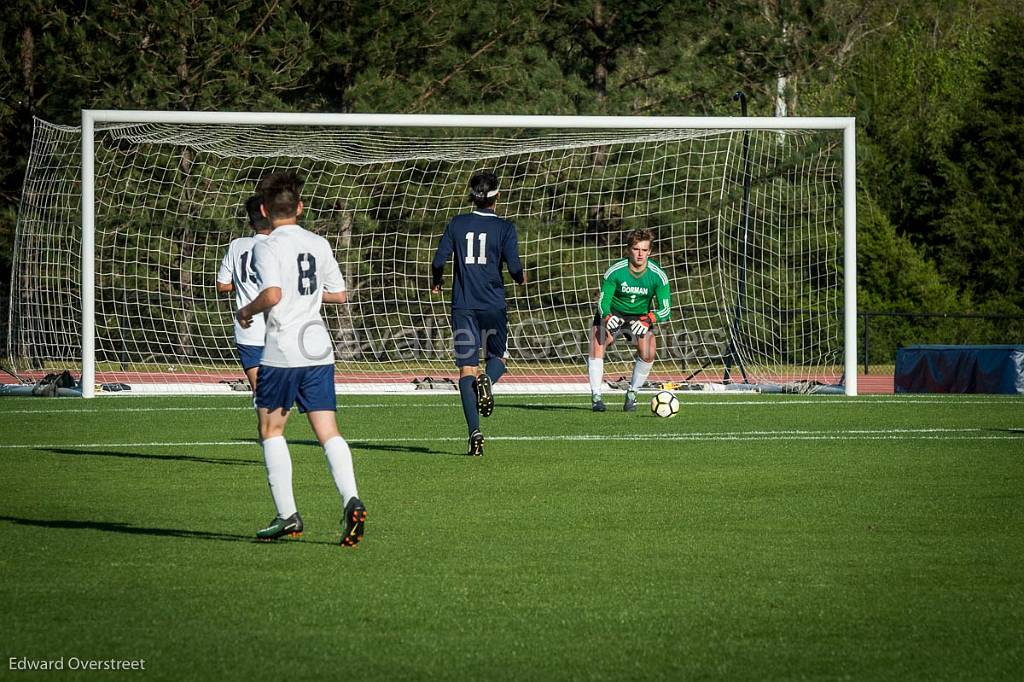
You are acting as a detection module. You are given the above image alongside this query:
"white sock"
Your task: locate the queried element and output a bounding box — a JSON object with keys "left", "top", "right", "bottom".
{"left": 630, "top": 358, "right": 654, "bottom": 392}
{"left": 588, "top": 357, "right": 604, "bottom": 397}
{"left": 324, "top": 436, "right": 359, "bottom": 507}
{"left": 261, "top": 436, "right": 297, "bottom": 518}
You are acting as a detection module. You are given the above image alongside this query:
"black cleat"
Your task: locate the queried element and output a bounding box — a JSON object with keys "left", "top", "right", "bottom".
{"left": 256, "top": 512, "right": 303, "bottom": 541}
{"left": 623, "top": 390, "right": 638, "bottom": 412}
{"left": 475, "top": 373, "right": 494, "bottom": 417}
{"left": 467, "top": 430, "right": 484, "bottom": 457}
{"left": 591, "top": 396, "right": 607, "bottom": 412}
{"left": 341, "top": 497, "right": 367, "bottom": 547}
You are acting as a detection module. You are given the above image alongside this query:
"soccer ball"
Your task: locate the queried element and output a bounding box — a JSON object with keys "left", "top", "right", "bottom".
{"left": 650, "top": 390, "right": 680, "bottom": 418}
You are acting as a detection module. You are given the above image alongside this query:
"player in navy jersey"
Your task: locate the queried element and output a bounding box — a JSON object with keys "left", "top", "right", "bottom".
{"left": 431, "top": 171, "right": 526, "bottom": 456}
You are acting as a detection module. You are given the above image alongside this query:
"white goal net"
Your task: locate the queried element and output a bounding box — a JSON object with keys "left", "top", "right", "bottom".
{"left": 6, "top": 112, "right": 856, "bottom": 396}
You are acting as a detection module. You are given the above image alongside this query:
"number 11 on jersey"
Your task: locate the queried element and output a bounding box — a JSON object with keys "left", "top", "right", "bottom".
{"left": 464, "top": 232, "right": 488, "bottom": 265}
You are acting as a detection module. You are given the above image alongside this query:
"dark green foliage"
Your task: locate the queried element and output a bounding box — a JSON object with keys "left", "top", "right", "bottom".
{"left": 934, "top": 15, "right": 1024, "bottom": 308}
{"left": 2, "top": 0, "right": 1024, "bottom": 367}
{"left": 853, "top": 6, "right": 1023, "bottom": 311}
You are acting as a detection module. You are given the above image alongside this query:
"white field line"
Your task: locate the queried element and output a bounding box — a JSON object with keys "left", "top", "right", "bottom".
{"left": 3, "top": 397, "right": 1023, "bottom": 415}
{"left": 1, "top": 428, "right": 1021, "bottom": 450}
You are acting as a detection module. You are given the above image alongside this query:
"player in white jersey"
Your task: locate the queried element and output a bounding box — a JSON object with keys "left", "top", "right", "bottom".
{"left": 250, "top": 222, "right": 345, "bottom": 369}
{"left": 216, "top": 195, "right": 271, "bottom": 392}
{"left": 237, "top": 171, "right": 366, "bottom": 547}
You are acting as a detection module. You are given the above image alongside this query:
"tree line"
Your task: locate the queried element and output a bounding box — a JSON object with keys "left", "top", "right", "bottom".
{"left": 1, "top": 0, "right": 1022, "bottom": 364}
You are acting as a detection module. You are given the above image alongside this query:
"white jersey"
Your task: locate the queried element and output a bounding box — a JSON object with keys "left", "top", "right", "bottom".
{"left": 217, "top": 234, "right": 269, "bottom": 346}
{"left": 252, "top": 224, "right": 345, "bottom": 367}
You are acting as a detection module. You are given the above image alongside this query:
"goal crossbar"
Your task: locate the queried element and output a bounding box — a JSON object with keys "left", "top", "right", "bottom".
{"left": 84, "top": 110, "right": 855, "bottom": 130}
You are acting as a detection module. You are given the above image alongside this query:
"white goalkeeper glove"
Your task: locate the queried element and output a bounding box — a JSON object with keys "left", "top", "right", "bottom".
{"left": 629, "top": 313, "right": 656, "bottom": 337}
{"left": 604, "top": 314, "right": 624, "bottom": 333}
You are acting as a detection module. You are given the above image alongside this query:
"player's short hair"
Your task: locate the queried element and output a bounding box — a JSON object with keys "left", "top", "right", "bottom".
{"left": 626, "top": 228, "right": 655, "bottom": 248}
{"left": 244, "top": 194, "right": 270, "bottom": 230}
{"left": 468, "top": 171, "right": 499, "bottom": 208}
{"left": 259, "top": 171, "right": 304, "bottom": 220}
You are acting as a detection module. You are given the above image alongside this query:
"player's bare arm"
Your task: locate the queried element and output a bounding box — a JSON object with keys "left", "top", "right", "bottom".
{"left": 323, "top": 291, "right": 347, "bottom": 304}
{"left": 238, "top": 286, "right": 282, "bottom": 328}
{"left": 217, "top": 281, "right": 234, "bottom": 294}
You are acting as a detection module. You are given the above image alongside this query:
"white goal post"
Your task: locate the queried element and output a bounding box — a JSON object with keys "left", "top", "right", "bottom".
{"left": 9, "top": 110, "right": 856, "bottom": 397}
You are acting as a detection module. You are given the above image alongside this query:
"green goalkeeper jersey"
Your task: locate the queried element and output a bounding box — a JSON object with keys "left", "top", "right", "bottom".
{"left": 598, "top": 258, "right": 672, "bottom": 322}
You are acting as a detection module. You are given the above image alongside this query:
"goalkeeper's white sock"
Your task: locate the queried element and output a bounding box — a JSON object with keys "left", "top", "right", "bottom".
{"left": 323, "top": 436, "right": 359, "bottom": 508}
{"left": 588, "top": 357, "right": 604, "bottom": 397}
{"left": 630, "top": 358, "right": 654, "bottom": 392}
{"left": 261, "top": 436, "right": 297, "bottom": 518}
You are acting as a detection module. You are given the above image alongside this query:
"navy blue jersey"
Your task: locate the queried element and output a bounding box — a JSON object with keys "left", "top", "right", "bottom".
{"left": 431, "top": 209, "right": 523, "bottom": 311}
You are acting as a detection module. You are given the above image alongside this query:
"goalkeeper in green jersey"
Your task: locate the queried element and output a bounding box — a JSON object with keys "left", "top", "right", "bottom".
{"left": 588, "top": 228, "right": 672, "bottom": 412}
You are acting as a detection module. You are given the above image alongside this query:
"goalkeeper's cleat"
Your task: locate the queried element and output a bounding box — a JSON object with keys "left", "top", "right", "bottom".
{"left": 591, "top": 396, "right": 607, "bottom": 412}
{"left": 623, "top": 390, "right": 638, "bottom": 412}
{"left": 256, "top": 512, "right": 303, "bottom": 541}
{"left": 467, "top": 430, "right": 484, "bottom": 457}
{"left": 340, "top": 497, "right": 367, "bottom": 547}
{"left": 475, "top": 372, "right": 495, "bottom": 417}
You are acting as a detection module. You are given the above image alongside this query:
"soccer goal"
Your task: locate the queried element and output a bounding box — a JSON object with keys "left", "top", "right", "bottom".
{"left": 6, "top": 111, "right": 856, "bottom": 397}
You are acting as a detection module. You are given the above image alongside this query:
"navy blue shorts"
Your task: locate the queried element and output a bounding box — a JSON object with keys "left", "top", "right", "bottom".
{"left": 255, "top": 364, "right": 336, "bottom": 413}
{"left": 451, "top": 309, "right": 508, "bottom": 368}
{"left": 236, "top": 344, "right": 264, "bottom": 371}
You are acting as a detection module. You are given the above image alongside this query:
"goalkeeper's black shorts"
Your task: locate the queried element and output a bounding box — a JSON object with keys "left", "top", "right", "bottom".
{"left": 591, "top": 309, "right": 650, "bottom": 343}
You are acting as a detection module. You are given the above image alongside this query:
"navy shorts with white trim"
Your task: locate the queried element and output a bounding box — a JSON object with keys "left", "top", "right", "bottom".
{"left": 451, "top": 308, "right": 508, "bottom": 368}
{"left": 255, "top": 364, "right": 336, "bottom": 413}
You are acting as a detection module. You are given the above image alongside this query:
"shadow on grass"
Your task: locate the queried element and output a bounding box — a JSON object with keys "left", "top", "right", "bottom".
{"left": 36, "top": 441, "right": 458, "bottom": 464}
{"left": 501, "top": 402, "right": 591, "bottom": 412}
{"left": 37, "top": 447, "right": 258, "bottom": 467}
{"left": 349, "top": 441, "right": 449, "bottom": 456}
{"left": 286, "top": 439, "right": 451, "bottom": 456}
{"left": 0, "top": 514, "right": 339, "bottom": 546}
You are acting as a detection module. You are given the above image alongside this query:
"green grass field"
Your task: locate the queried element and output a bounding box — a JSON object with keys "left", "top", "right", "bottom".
{"left": 1, "top": 393, "right": 1022, "bottom": 680}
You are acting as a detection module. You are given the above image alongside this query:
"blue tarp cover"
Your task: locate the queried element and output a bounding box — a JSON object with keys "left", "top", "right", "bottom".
{"left": 895, "top": 344, "right": 1024, "bottom": 394}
